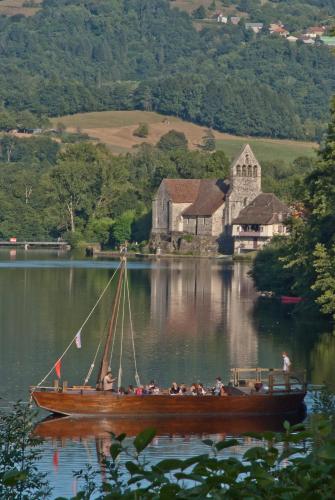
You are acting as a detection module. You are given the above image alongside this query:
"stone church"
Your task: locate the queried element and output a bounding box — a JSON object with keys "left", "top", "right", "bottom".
{"left": 151, "top": 144, "right": 290, "bottom": 254}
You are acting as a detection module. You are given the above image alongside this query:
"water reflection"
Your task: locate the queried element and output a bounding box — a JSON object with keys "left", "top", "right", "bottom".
{"left": 0, "top": 251, "right": 331, "bottom": 497}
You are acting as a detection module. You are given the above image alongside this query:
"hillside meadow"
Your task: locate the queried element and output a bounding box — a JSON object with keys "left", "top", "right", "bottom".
{"left": 0, "top": 0, "right": 42, "bottom": 16}
{"left": 53, "top": 110, "right": 318, "bottom": 164}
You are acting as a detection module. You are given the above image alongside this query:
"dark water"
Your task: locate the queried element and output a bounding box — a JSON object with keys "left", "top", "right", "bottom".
{"left": 0, "top": 250, "right": 332, "bottom": 497}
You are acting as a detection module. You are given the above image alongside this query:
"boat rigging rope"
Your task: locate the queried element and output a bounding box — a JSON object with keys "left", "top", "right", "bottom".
{"left": 35, "top": 262, "right": 121, "bottom": 387}
{"left": 117, "top": 268, "right": 127, "bottom": 389}
{"left": 83, "top": 338, "right": 102, "bottom": 387}
{"left": 83, "top": 314, "right": 110, "bottom": 386}
{"left": 125, "top": 266, "right": 141, "bottom": 387}
{"left": 109, "top": 270, "right": 123, "bottom": 370}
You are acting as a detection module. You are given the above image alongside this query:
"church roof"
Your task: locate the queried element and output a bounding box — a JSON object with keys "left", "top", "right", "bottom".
{"left": 161, "top": 179, "right": 228, "bottom": 216}
{"left": 232, "top": 193, "right": 290, "bottom": 225}
{"left": 162, "top": 179, "right": 201, "bottom": 203}
{"left": 182, "top": 179, "right": 229, "bottom": 216}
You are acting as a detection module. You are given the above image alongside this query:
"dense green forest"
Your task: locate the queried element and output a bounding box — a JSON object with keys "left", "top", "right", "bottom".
{"left": 251, "top": 96, "right": 335, "bottom": 319}
{"left": 0, "top": 0, "right": 333, "bottom": 139}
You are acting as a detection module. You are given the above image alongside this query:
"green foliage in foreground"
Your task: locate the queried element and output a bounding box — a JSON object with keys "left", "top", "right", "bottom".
{"left": 0, "top": 402, "right": 50, "bottom": 499}
{"left": 251, "top": 97, "right": 335, "bottom": 318}
{"left": 3, "top": 398, "right": 335, "bottom": 499}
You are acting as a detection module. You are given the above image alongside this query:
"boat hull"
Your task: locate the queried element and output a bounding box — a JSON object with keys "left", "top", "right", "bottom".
{"left": 31, "top": 389, "right": 306, "bottom": 417}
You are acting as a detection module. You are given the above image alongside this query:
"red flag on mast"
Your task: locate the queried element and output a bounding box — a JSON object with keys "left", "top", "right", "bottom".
{"left": 54, "top": 359, "right": 61, "bottom": 378}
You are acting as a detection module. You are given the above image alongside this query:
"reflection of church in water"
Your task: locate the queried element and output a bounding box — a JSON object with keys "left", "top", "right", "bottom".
{"left": 150, "top": 260, "right": 259, "bottom": 368}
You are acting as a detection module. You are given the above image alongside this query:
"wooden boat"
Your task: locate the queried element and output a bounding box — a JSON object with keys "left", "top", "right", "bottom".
{"left": 30, "top": 257, "right": 307, "bottom": 418}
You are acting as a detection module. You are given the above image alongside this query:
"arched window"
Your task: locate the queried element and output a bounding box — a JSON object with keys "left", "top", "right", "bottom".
{"left": 253, "top": 165, "right": 257, "bottom": 177}
{"left": 248, "top": 166, "right": 252, "bottom": 177}
{"left": 236, "top": 165, "right": 241, "bottom": 176}
{"left": 242, "top": 165, "right": 247, "bottom": 177}
{"left": 243, "top": 197, "right": 247, "bottom": 207}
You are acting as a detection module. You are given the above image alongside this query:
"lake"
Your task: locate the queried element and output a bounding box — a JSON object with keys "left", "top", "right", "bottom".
{"left": 0, "top": 250, "right": 333, "bottom": 497}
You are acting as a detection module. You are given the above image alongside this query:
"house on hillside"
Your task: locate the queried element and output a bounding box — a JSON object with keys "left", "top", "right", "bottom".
{"left": 269, "top": 25, "right": 289, "bottom": 37}
{"left": 230, "top": 16, "right": 240, "bottom": 25}
{"left": 245, "top": 23, "right": 264, "bottom": 33}
{"left": 151, "top": 144, "right": 290, "bottom": 254}
{"left": 305, "top": 26, "right": 326, "bottom": 38}
{"left": 217, "top": 13, "right": 228, "bottom": 23}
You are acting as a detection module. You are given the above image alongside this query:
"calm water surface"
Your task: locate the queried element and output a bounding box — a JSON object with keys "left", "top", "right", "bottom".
{"left": 0, "top": 250, "right": 333, "bottom": 497}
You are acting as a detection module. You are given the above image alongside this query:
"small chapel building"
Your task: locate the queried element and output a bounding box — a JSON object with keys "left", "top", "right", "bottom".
{"left": 151, "top": 144, "right": 290, "bottom": 254}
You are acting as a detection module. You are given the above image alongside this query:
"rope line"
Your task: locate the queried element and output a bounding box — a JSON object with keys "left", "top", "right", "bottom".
{"left": 109, "top": 270, "right": 123, "bottom": 370}
{"left": 117, "top": 266, "right": 127, "bottom": 389}
{"left": 83, "top": 338, "right": 102, "bottom": 387}
{"left": 125, "top": 266, "right": 141, "bottom": 387}
{"left": 36, "top": 262, "right": 121, "bottom": 387}
{"left": 83, "top": 315, "right": 110, "bottom": 386}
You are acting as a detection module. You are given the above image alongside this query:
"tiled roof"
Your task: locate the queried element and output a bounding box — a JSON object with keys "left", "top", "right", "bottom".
{"left": 162, "top": 179, "right": 201, "bottom": 203}
{"left": 232, "top": 193, "right": 290, "bottom": 225}
{"left": 182, "top": 179, "right": 229, "bottom": 216}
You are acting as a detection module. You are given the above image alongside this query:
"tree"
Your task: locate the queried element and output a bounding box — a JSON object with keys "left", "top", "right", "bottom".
{"left": 112, "top": 210, "right": 135, "bottom": 246}
{"left": 201, "top": 129, "right": 216, "bottom": 151}
{"left": 133, "top": 123, "right": 149, "bottom": 138}
{"left": 85, "top": 217, "right": 114, "bottom": 246}
{"left": 157, "top": 130, "right": 188, "bottom": 151}
{"left": 0, "top": 403, "right": 50, "bottom": 499}
{"left": 192, "top": 6, "right": 206, "bottom": 19}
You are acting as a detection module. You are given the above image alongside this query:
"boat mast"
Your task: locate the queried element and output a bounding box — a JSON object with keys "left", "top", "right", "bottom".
{"left": 96, "top": 257, "right": 125, "bottom": 389}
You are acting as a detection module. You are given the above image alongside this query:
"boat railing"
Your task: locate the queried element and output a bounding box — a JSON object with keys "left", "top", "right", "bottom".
{"left": 230, "top": 368, "right": 307, "bottom": 393}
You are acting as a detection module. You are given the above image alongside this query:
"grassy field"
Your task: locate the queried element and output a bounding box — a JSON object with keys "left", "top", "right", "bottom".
{"left": 0, "top": 0, "right": 42, "bottom": 16}
{"left": 54, "top": 110, "right": 318, "bottom": 164}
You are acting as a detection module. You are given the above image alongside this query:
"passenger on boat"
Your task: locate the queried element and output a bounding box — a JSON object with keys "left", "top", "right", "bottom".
{"left": 180, "top": 384, "right": 187, "bottom": 394}
{"left": 135, "top": 386, "right": 143, "bottom": 395}
{"left": 127, "top": 385, "right": 134, "bottom": 394}
{"left": 149, "top": 380, "right": 160, "bottom": 394}
{"left": 103, "top": 371, "right": 116, "bottom": 391}
{"left": 118, "top": 386, "right": 126, "bottom": 395}
{"left": 197, "top": 383, "right": 206, "bottom": 396}
{"left": 220, "top": 385, "right": 228, "bottom": 397}
{"left": 169, "top": 382, "right": 181, "bottom": 395}
{"left": 190, "top": 383, "right": 197, "bottom": 395}
{"left": 213, "top": 377, "right": 223, "bottom": 395}
{"left": 282, "top": 352, "right": 291, "bottom": 372}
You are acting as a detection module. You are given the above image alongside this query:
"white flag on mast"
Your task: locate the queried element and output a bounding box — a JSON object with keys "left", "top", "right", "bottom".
{"left": 75, "top": 330, "right": 82, "bottom": 349}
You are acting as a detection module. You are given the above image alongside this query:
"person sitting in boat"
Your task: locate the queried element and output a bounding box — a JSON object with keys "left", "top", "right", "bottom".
{"left": 213, "top": 376, "right": 223, "bottom": 395}
{"left": 149, "top": 380, "right": 160, "bottom": 394}
{"left": 169, "top": 382, "right": 181, "bottom": 395}
{"left": 180, "top": 384, "right": 187, "bottom": 394}
{"left": 118, "top": 386, "right": 126, "bottom": 395}
{"left": 197, "top": 383, "right": 206, "bottom": 396}
{"left": 220, "top": 385, "right": 228, "bottom": 397}
{"left": 190, "top": 383, "right": 197, "bottom": 395}
{"left": 103, "top": 371, "right": 116, "bottom": 391}
{"left": 135, "top": 386, "right": 143, "bottom": 395}
{"left": 127, "top": 385, "right": 134, "bottom": 394}
{"left": 143, "top": 384, "right": 152, "bottom": 395}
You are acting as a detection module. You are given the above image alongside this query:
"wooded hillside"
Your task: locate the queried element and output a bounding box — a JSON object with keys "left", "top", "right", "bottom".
{"left": 0, "top": 0, "right": 333, "bottom": 140}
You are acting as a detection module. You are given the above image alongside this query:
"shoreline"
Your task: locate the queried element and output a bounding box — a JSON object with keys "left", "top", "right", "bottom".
{"left": 91, "top": 250, "right": 254, "bottom": 261}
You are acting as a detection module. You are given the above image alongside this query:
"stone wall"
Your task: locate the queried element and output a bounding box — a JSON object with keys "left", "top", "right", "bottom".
{"left": 150, "top": 232, "right": 221, "bottom": 255}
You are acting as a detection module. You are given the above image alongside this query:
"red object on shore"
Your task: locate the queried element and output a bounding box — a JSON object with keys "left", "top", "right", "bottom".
{"left": 281, "top": 296, "right": 303, "bottom": 304}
